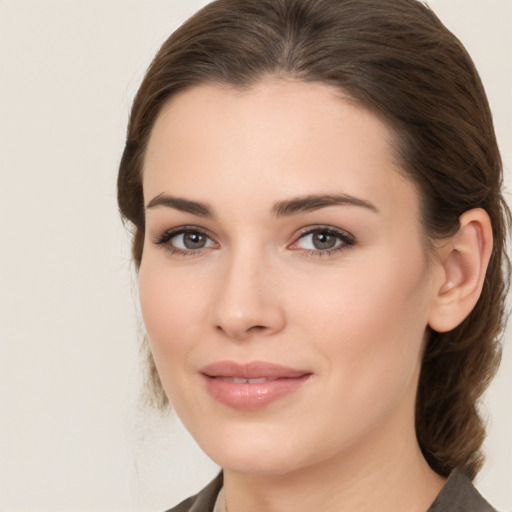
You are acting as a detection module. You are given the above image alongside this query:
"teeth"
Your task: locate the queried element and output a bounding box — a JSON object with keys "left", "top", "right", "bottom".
{"left": 218, "top": 377, "right": 268, "bottom": 383}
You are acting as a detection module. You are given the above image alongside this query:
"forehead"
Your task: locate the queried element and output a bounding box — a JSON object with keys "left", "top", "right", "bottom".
{"left": 143, "top": 79, "right": 418, "bottom": 220}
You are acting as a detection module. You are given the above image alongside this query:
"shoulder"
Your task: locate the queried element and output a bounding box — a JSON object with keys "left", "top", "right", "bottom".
{"left": 164, "top": 473, "right": 223, "bottom": 512}
{"left": 428, "top": 468, "right": 496, "bottom": 512}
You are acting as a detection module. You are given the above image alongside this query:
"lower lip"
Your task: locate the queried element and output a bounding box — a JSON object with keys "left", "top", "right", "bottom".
{"left": 203, "top": 375, "right": 311, "bottom": 410}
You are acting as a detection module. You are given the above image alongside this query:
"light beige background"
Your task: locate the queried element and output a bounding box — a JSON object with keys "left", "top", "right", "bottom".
{"left": 0, "top": 1, "right": 510, "bottom": 511}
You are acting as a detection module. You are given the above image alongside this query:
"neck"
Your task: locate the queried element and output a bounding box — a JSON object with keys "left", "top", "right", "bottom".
{"left": 224, "top": 443, "right": 443, "bottom": 512}
{"left": 223, "top": 404, "right": 445, "bottom": 512}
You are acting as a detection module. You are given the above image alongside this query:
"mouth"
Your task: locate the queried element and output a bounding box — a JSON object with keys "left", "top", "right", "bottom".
{"left": 217, "top": 377, "right": 274, "bottom": 384}
{"left": 200, "top": 361, "right": 312, "bottom": 410}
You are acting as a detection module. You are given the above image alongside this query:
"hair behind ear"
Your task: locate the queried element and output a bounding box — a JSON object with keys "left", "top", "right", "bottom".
{"left": 417, "top": 209, "right": 507, "bottom": 479}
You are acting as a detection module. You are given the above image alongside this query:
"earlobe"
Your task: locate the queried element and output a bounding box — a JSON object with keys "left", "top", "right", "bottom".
{"left": 428, "top": 208, "right": 493, "bottom": 333}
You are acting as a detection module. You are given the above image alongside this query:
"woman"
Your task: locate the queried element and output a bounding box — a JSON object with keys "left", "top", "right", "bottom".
{"left": 118, "top": 0, "right": 509, "bottom": 510}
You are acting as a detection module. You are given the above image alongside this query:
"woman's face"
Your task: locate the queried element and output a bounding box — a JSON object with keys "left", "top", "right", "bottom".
{"left": 139, "top": 80, "right": 441, "bottom": 476}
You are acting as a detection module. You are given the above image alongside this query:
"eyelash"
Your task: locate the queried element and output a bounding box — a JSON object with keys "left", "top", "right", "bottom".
{"left": 291, "top": 226, "right": 356, "bottom": 257}
{"left": 153, "top": 226, "right": 217, "bottom": 257}
{"left": 153, "top": 225, "right": 356, "bottom": 257}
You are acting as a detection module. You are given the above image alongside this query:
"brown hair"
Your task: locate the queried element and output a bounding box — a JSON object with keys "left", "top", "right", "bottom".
{"left": 117, "top": 0, "right": 510, "bottom": 479}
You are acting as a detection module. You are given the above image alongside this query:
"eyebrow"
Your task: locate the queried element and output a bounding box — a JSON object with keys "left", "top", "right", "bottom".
{"left": 145, "top": 192, "right": 379, "bottom": 218}
{"left": 146, "top": 193, "right": 214, "bottom": 217}
{"left": 272, "top": 193, "right": 379, "bottom": 217}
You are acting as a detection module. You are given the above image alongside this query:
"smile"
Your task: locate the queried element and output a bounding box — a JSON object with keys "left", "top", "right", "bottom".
{"left": 218, "top": 377, "right": 271, "bottom": 384}
{"left": 200, "top": 361, "right": 312, "bottom": 410}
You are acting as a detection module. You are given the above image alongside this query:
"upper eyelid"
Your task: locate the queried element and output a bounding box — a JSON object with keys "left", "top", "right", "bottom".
{"left": 152, "top": 225, "right": 217, "bottom": 245}
{"left": 151, "top": 224, "right": 355, "bottom": 247}
{"left": 288, "top": 225, "right": 356, "bottom": 252}
{"left": 293, "top": 225, "right": 355, "bottom": 240}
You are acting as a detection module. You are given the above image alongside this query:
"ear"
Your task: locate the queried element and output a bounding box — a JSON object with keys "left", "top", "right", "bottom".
{"left": 428, "top": 208, "right": 493, "bottom": 333}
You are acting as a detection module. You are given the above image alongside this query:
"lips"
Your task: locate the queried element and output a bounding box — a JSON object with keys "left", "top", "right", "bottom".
{"left": 218, "top": 377, "right": 269, "bottom": 384}
{"left": 200, "top": 361, "right": 312, "bottom": 410}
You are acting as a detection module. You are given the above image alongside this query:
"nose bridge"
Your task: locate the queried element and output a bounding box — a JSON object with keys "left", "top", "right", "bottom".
{"left": 211, "top": 241, "right": 284, "bottom": 339}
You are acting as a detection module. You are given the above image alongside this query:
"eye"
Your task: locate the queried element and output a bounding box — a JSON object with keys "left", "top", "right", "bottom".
{"left": 290, "top": 227, "right": 355, "bottom": 254}
{"left": 173, "top": 231, "right": 213, "bottom": 250}
{"left": 154, "top": 227, "right": 217, "bottom": 253}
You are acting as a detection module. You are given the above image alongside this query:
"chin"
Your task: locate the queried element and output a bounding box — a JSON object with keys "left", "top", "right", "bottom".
{"left": 193, "top": 425, "right": 322, "bottom": 477}
{"left": 216, "top": 451, "right": 305, "bottom": 476}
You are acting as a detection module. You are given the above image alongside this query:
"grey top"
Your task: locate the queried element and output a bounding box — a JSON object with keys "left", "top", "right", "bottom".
{"left": 165, "top": 468, "right": 495, "bottom": 512}
{"left": 428, "top": 469, "right": 496, "bottom": 512}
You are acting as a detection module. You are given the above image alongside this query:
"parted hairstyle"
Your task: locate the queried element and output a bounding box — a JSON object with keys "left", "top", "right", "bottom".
{"left": 118, "top": 0, "right": 510, "bottom": 480}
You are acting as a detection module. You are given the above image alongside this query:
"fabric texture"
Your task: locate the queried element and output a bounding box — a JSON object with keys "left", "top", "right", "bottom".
{"left": 165, "top": 473, "right": 223, "bottom": 512}
{"left": 427, "top": 469, "right": 496, "bottom": 512}
{"left": 164, "top": 468, "right": 495, "bottom": 512}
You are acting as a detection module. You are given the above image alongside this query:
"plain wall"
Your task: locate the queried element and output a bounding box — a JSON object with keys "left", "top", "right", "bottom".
{"left": 0, "top": 1, "right": 510, "bottom": 511}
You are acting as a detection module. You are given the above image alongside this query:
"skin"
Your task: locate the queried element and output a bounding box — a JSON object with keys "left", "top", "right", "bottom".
{"left": 139, "top": 79, "right": 450, "bottom": 512}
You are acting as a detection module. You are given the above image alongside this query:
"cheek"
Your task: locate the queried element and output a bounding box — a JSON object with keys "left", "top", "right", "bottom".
{"left": 138, "top": 257, "right": 210, "bottom": 379}
{"left": 292, "top": 249, "right": 432, "bottom": 402}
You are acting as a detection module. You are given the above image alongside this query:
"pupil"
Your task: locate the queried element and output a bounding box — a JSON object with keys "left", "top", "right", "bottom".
{"left": 313, "top": 232, "right": 337, "bottom": 250}
{"left": 184, "top": 232, "right": 206, "bottom": 249}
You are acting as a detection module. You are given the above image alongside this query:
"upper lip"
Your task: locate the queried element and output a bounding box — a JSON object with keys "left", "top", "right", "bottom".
{"left": 200, "top": 361, "right": 311, "bottom": 380}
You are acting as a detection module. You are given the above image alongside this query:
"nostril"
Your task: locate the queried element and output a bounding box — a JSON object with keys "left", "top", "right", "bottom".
{"left": 215, "top": 323, "right": 268, "bottom": 337}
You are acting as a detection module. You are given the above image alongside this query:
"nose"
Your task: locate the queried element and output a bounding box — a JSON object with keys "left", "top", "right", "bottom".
{"left": 210, "top": 250, "right": 286, "bottom": 341}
